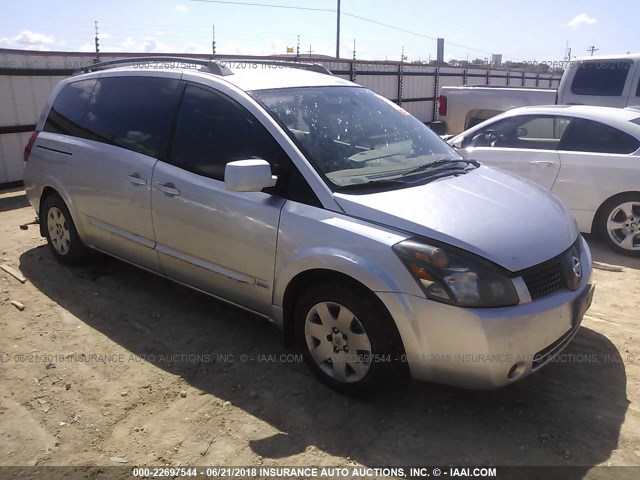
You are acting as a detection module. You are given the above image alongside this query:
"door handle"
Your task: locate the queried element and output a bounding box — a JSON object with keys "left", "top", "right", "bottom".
{"left": 155, "top": 182, "right": 180, "bottom": 196}
{"left": 529, "top": 160, "right": 555, "bottom": 167}
{"left": 128, "top": 173, "right": 147, "bottom": 186}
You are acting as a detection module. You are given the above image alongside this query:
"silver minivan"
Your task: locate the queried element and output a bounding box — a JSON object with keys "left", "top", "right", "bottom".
{"left": 23, "top": 58, "right": 594, "bottom": 395}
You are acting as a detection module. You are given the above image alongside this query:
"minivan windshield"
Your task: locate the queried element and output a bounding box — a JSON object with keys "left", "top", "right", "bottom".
{"left": 251, "top": 86, "right": 465, "bottom": 189}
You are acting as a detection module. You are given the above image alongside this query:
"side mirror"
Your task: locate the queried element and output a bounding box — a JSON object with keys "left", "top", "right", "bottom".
{"left": 446, "top": 136, "right": 462, "bottom": 149}
{"left": 225, "top": 159, "right": 277, "bottom": 192}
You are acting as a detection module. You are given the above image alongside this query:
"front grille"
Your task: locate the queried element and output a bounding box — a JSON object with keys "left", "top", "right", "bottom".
{"left": 518, "top": 238, "right": 582, "bottom": 300}
{"left": 521, "top": 259, "right": 566, "bottom": 299}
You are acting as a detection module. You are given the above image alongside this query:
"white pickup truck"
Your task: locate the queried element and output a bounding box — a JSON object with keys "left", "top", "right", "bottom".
{"left": 438, "top": 54, "right": 640, "bottom": 135}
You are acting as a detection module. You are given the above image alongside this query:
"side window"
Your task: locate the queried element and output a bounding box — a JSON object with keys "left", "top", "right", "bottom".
{"left": 636, "top": 77, "right": 640, "bottom": 97}
{"left": 43, "top": 79, "right": 96, "bottom": 137}
{"left": 571, "top": 61, "right": 631, "bottom": 96}
{"left": 560, "top": 118, "right": 640, "bottom": 154}
{"left": 83, "top": 76, "right": 183, "bottom": 160}
{"left": 172, "top": 84, "right": 285, "bottom": 181}
{"left": 464, "top": 115, "right": 571, "bottom": 150}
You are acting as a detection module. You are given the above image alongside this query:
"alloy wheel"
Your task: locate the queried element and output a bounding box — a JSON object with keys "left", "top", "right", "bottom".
{"left": 607, "top": 201, "right": 640, "bottom": 252}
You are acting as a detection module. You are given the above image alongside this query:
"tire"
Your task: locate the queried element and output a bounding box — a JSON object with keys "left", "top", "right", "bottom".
{"left": 42, "top": 194, "right": 92, "bottom": 265}
{"left": 294, "top": 282, "right": 406, "bottom": 395}
{"left": 595, "top": 193, "right": 640, "bottom": 257}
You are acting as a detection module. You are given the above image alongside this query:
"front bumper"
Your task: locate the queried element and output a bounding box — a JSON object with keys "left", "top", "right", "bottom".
{"left": 378, "top": 238, "right": 594, "bottom": 389}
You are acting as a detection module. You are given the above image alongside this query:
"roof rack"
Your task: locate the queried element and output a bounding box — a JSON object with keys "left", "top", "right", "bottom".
{"left": 74, "top": 56, "right": 333, "bottom": 77}
{"left": 74, "top": 56, "right": 233, "bottom": 76}
{"left": 216, "top": 59, "right": 333, "bottom": 75}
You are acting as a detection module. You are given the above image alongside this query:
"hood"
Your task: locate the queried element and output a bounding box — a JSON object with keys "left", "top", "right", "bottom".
{"left": 334, "top": 166, "right": 578, "bottom": 272}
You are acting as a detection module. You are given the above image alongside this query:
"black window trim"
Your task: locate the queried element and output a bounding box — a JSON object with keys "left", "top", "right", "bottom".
{"left": 164, "top": 80, "right": 188, "bottom": 167}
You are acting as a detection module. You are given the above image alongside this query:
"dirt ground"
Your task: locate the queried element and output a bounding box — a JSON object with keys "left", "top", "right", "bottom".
{"left": 0, "top": 186, "right": 639, "bottom": 478}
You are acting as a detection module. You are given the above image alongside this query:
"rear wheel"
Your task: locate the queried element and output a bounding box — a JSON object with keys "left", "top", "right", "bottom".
{"left": 42, "top": 194, "right": 91, "bottom": 265}
{"left": 596, "top": 193, "right": 640, "bottom": 257}
{"left": 295, "top": 283, "right": 405, "bottom": 395}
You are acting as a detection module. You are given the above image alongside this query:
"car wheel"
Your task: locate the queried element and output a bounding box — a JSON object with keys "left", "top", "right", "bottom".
{"left": 597, "top": 193, "right": 640, "bottom": 257}
{"left": 294, "top": 283, "right": 405, "bottom": 395}
{"left": 42, "top": 194, "right": 91, "bottom": 265}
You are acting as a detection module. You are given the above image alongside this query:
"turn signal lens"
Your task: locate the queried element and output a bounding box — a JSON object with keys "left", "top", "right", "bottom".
{"left": 410, "top": 263, "right": 433, "bottom": 280}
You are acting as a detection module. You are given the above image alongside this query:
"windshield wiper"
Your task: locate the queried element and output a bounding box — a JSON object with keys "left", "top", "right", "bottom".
{"left": 335, "top": 178, "right": 402, "bottom": 192}
{"left": 402, "top": 158, "right": 480, "bottom": 176}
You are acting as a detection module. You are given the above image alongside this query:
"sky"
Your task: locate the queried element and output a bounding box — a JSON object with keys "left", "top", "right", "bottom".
{"left": 0, "top": 0, "right": 638, "bottom": 63}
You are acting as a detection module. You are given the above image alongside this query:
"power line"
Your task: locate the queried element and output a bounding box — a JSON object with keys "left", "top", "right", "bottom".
{"left": 189, "top": 0, "right": 494, "bottom": 55}
{"left": 189, "top": 0, "right": 333, "bottom": 13}
{"left": 342, "top": 12, "right": 492, "bottom": 55}
{"left": 2, "top": 3, "right": 495, "bottom": 58}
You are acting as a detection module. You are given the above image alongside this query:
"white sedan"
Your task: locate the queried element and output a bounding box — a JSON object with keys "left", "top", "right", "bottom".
{"left": 448, "top": 105, "right": 640, "bottom": 256}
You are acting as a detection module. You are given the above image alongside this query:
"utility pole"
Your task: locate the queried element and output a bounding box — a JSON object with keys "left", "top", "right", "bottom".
{"left": 212, "top": 25, "right": 216, "bottom": 57}
{"left": 309, "top": 44, "right": 313, "bottom": 57}
{"left": 352, "top": 38, "right": 356, "bottom": 61}
{"left": 94, "top": 20, "right": 100, "bottom": 63}
{"left": 587, "top": 45, "right": 599, "bottom": 56}
{"left": 336, "top": 0, "right": 341, "bottom": 59}
{"left": 296, "top": 35, "right": 300, "bottom": 62}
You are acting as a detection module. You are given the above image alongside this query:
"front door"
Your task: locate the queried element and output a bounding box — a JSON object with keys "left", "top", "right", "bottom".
{"left": 151, "top": 83, "right": 289, "bottom": 315}
{"left": 457, "top": 114, "right": 571, "bottom": 190}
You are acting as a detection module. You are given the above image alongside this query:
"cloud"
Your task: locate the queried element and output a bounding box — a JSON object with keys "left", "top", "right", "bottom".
{"left": 121, "top": 37, "right": 138, "bottom": 50}
{"left": 567, "top": 13, "right": 597, "bottom": 28}
{"left": 176, "top": 4, "right": 187, "bottom": 12}
{"left": 14, "top": 30, "right": 55, "bottom": 45}
{"left": 142, "top": 37, "right": 160, "bottom": 53}
{"left": 0, "top": 30, "right": 55, "bottom": 49}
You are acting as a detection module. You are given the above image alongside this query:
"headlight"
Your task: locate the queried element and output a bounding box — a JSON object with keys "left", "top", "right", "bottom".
{"left": 392, "top": 239, "right": 519, "bottom": 308}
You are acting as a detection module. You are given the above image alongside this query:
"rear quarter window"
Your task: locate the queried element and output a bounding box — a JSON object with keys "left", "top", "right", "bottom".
{"left": 560, "top": 118, "right": 640, "bottom": 154}
{"left": 43, "top": 79, "right": 96, "bottom": 136}
{"left": 571, "top": 61, "right": 631, "bottom": 96}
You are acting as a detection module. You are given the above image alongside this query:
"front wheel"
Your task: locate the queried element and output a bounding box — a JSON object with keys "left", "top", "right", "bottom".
{"left": 597, "top": 194, "right": 640, "bottom": 257}
{"left": 294, "top": 283, "right": 405, "bottom": 395}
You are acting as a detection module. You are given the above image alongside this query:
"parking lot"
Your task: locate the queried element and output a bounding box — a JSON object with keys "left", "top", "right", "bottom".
{"left": 0, "top": 186, "right": 639, "bottom": 476}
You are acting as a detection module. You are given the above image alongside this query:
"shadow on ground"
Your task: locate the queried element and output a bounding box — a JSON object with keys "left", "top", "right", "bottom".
{"left": 0, "top": 193, "right": 29, "bottom": 213}
{"left": 19, "top": 246, "right": 628, "bottom": 477}
{"left": 585, "top": 234, "right": 640, "bottom": 270}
